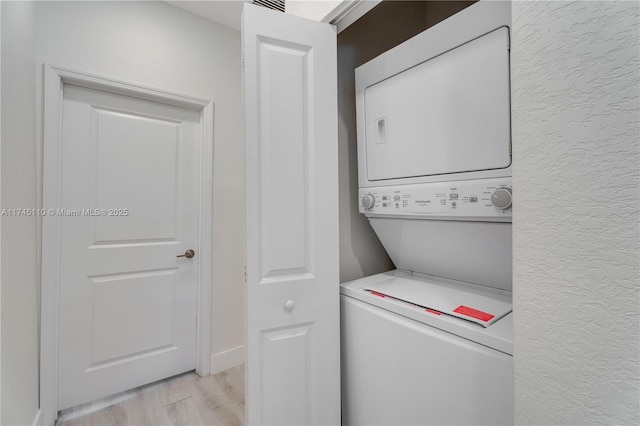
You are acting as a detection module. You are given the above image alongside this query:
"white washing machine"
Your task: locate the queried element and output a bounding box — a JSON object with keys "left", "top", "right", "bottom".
{"left": 341, "top": 2, "right": 514, "bottom": 425}
{"left": 341, "top": 271, "right": 513, "bottom": 425}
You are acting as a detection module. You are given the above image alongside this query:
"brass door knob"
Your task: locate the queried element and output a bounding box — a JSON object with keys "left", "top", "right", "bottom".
{"left": 177, "top": 249, "right": 195, "bottom": 259}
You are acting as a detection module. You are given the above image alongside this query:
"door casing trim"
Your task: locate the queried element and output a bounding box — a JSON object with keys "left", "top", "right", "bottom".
{"left": 40, "top": 64, "right": 214, "bottom": 425}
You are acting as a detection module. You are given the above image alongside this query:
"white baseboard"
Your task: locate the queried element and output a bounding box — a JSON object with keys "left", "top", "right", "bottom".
{"left": 210, "top": 345, "right": 244, "bottom": 375}
{"left": 32, "top": 409, "right": 44, "bottom": 426}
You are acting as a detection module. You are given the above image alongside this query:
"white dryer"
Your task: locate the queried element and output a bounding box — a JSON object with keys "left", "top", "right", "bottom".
{"left": 341, "top": 2, "right": 514, "bottom": 425}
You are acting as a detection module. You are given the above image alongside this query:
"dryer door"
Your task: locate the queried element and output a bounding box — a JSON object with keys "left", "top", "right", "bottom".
{"left": 363, "top": 26, "right": 511, "bottom": 181}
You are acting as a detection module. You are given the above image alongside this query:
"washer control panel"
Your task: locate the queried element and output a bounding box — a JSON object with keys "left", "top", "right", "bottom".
{"left": 359, "top": 178, "right": 512, "bottom": 220}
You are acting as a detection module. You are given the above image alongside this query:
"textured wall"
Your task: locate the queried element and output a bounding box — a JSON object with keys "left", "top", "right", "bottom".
{"left": 512, "top": 1, "right": 639, "bottom": 424}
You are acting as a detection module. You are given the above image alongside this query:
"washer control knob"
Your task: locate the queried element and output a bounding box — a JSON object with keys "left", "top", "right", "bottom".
{"left": 491, "top": 187, "right": 512, "bottom": 209}
{"left": 362, "top": 194, "right": 376, "bottom": 210}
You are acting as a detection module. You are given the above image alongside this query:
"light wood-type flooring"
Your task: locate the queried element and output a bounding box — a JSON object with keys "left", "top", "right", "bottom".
{"left": 56, "top": 365, "right": 245, "bottom": 426}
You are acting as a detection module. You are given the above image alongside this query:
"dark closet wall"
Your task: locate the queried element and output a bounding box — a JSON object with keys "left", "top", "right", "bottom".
{"left": 337, "top": 0, "right": 475, "bottom": 283}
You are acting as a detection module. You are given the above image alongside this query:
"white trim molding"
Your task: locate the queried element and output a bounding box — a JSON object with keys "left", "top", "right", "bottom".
{"left": 325, "top": 0, "right": 382, "bottom": 33}
{"left": 285, "top": 0, "right": 380, "bottom": 33}
{"left": 40, "top": 64, "right": 214, "bottom": 425}
{"left": 210, "top": 346, "right": 245, "bottom": 375}
{"left": 0, "top": 3, "right": 3, "bottom": 423}
{"left": 31, "top": 409, "right": 43, "bottom": 426}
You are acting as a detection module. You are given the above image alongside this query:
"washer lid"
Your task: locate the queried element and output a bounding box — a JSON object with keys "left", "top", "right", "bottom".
{"left": 368, "top": 218, "right": 512, "bottom": 292}
{"left": 364, "top": 276, "right": 511, "bottom": 327}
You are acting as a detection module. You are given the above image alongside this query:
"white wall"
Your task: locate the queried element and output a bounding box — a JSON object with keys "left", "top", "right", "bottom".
{"left": 286, "top": 0, "right": 343, "bottom": 21}
{"left": 33, "top": 0, "right": 245, "bottom": 375}
{"left": 1, "top": 2, "right": 245, "bottom": 423}
{"left": 1, "top": 2, "right": 40, "bottom": 425}
{"left": 0, "top": 2, "right": 2, "bottom": 420}
{"left": 512, "top": 1, "right": 639, "bottom": 424}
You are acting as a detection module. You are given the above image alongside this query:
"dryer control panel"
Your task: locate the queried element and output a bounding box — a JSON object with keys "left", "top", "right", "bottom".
{"left": 359, "top": 178, "right": 512, "bottom": 221}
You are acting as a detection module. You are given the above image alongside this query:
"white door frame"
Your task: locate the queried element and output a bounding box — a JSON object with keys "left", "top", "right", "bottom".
{"left": 40, "top": 64, "right": 214, "bottom": 425}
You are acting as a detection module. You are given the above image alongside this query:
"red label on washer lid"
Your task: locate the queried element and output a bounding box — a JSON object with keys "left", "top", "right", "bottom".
{"left": 453, "top": 305, "right": 494, "bottom": 322}
{"left": 369, "top": 291, "right": 386, "bottom": 298}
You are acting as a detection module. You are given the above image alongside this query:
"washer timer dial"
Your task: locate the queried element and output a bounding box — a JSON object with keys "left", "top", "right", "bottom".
{"left": 491, "top": 187, "right": 512, "bottom": 209}
{"left": 361, "top": 194, "right": 376, "bottom": 210}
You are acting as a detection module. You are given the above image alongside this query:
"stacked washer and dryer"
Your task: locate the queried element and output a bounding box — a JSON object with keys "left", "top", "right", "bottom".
{"left": 340, "top": 2, "right": 514, "bottom": 425}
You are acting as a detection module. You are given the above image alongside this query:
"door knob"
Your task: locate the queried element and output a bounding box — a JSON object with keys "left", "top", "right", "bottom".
{"left": 177, "top": 249, "right": 195, "bottom": 259}
{"left": 284, "top": 299, "right": 295, "bottom": 312}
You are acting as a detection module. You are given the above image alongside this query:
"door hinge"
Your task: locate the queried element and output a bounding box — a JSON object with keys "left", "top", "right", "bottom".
{"left": 242, "top": 54, "right": 245, "bottom": 70}
{"left": 244, "top": 265, "right": 247, "bottom": 284}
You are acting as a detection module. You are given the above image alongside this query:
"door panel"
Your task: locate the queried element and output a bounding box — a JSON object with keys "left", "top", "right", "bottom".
{"left": 260, "top": 323, "right": 315, "bottom": 425}
{"left": 91, "top": 269, "right": 176, "bottom": 364}
{"left": 257, "top": 37, "right": 313, "bottom": 281}
{"left": 57, "top": 84, "right": 200, "bottom": 410}
{"left": 92, "top": 108, "right": 179, "bottom": 243}
{"left": 243, "top": 4, "right": 340, "bottom": 425}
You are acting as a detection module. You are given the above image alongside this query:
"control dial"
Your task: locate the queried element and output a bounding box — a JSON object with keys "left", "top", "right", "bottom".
{"left": 491, "top": 187, "right": 512, "bottom": 209}
{"left": 361, "top": 193, "right": 376, "bottom": 210}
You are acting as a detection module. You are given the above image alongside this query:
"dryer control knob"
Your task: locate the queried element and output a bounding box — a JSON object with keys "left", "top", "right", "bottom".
{"left": 491, "top": 187, "right": 512, "bottom": 209}
{"left": 362, "top": 194, "right": 376, "bottom": 210}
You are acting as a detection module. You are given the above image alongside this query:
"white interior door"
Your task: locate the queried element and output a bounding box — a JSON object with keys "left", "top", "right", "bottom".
{"left": 243, "top": 4, "right": 340, "bottom": 425}
{"left": 57, "top": 83, "right": 201, "bottom": 410}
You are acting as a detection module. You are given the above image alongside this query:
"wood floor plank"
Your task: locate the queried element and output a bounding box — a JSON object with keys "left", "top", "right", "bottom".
{"left": 123, "top": 387, "right": 172, "bottom": 426}
{"left": 156, "top": 371, "right": 199, "bottom": 407}
{"left": 195, "top": 375, "right": 244, "bottom": 426}
{"left": 71, "top": 403, "right": 129, "bottom": 426}
{"left": 55, "top": 366, "right": 245, "bottom": 426}
{"left": 208, "top": 366, "right": 245, "bottom": 422}
{"left": 163, "top": 396, "right": 205, "bottom": 426}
